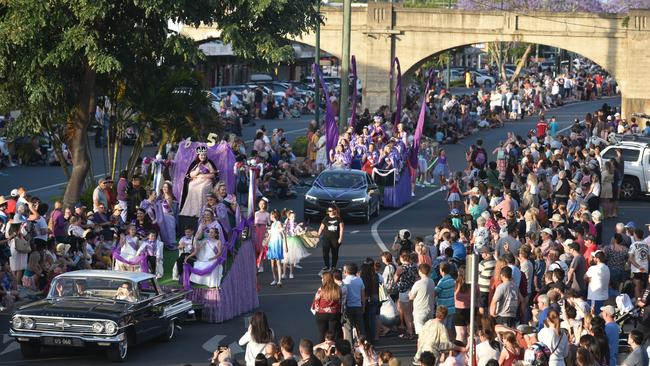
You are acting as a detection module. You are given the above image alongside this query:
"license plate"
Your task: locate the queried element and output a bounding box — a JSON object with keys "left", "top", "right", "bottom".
{"left": 43, "top": 337, "right": 80, "bottom": 347}
{"left": 53, "top": 337, "right": 73, "bottom": 346}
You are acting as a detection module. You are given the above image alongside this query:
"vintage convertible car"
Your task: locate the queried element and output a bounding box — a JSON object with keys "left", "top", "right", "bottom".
{"left": 9, "top": 270, "right": 193, "bottom": 362}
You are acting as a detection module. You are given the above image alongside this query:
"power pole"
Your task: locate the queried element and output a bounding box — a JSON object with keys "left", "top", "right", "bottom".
{"left": 339, "top": 0, "right": 352, "bottom": 131}
{"left": 446, "top": 50, "right": 452, "bottom": 89}
{"left": 314, "top": 1, "right": 321, "bottom": 127}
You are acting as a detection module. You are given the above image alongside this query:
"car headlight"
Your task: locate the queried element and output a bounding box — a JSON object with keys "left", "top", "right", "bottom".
{"left": 104, "top": 321, "right": 117, "bottom": 335}
{"left": 91, "top": 322, "right": 105, "bottom": 333}
{"left": 12, "top": 317, "right": 23, "bottom": 329}
{"left": 305, "top": 194, "right": 317, "bottom": 202}
{"left": 351, "top": 197, "right": 367, "bottom": 203}
{"left": 23, "top": 317, "right": 35, "bottom": 330}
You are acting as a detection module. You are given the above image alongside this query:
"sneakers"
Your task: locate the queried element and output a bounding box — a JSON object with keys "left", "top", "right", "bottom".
{"left": 258, "top": 266, "right": 264, "bottom": 273}
{"left": 270, "top": 280, "right": 277, "bottom": 286}
{"left": 319, "top": 266, "right": 330, "bottom": 275}
{"left": 281, "top": 273, "right": 287, "bottom": 279}
{"left": 289, "top": 273, "right": 294, "bottom": 279}
{"left": 294, "top": 264, "right": 303, "bottom": 269}
{"left": 411, "top": 192, "right": 416, "bottom": 197}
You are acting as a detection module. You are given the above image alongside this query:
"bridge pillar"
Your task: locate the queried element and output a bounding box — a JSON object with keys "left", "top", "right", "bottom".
{"left": 622, "top": 10, "right": 650, "bottom": 118}
{"left": 360, "top": 2, "right": 398, "bottom": 113}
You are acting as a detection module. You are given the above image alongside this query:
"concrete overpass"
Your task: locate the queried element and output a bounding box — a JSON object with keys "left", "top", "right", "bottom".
{"left": 181, "top": 3, "right": 650, "bottom": 118}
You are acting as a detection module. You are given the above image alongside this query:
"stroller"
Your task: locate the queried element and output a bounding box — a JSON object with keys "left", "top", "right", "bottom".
{"left": 615, "top": 292, "right": 641, "bottom": 354}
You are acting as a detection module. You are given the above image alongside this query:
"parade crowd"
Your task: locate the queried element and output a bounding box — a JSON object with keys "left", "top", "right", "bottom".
{"left": 2, "top": 58, "right": 650, "bottom": 366}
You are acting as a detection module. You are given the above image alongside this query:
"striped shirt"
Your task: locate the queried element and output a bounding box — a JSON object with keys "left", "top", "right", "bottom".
{"left": 478, "top": 259, "right": 496, "bottom": 293}
{"left": 435, "top": 274, "right": 456, "bottom": 314}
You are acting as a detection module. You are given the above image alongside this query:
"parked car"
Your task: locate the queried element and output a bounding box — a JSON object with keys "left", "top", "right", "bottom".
{"left": 470, "top": 71, "right": 495, "bottom": 87}
{"left": 10, "top": 270, "right": 193, "bottom": 362}
{"left": 600, "top": 136, "right": 650, "bottom": 199}
{"left": 304, "top": 169, "right": 381, "bottom": 224}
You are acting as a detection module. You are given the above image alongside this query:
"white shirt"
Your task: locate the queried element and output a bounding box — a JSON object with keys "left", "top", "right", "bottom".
{"left": 585, "top": 263, "right": 610, "bottom": 301}
{"left": 538, "top": 328, "right": 569, "bottom": 365}
{"left": 409, "top": 277, "right": 436, "bottom": 317}
{"left": 476, "top": 341, "right": 500, "bottom": 366}
{"left": 629, "top": 241, "right": 650, "bottom": 273}
{"left": 239, "top": 327, "right": 274, "bottom": 366}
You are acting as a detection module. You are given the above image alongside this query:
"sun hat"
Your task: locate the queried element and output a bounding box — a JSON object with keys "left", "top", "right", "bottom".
{"left": 549, "top": 214, "right": 564, "bottom": 223}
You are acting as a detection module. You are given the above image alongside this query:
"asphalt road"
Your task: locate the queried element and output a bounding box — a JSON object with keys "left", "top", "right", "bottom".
{"left": 2, "top": 96, "right": 648, "bottom": 365}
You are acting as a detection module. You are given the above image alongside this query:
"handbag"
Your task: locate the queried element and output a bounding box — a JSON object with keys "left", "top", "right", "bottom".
{"left": 14, "top": 236, "right": 32, "bottom": 254}
{"left": 378, "top": 283, "right": 390, "bottom": 302}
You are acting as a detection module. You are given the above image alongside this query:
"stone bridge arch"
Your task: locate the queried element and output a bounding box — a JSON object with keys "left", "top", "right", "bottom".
{"left": 182, "top": 3, "right": 650, "bottom": 117}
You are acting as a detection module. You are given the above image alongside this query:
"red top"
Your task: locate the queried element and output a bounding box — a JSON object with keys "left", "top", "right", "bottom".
{"left": 312, "top": 288, "right": 341, "bottom": 314}
{"left": 536, "top": 121, "right": 547, "bottom": 138}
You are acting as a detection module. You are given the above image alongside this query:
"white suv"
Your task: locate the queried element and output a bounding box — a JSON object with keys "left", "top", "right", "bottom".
{"left": 600, "top": 138, "right": 650, "bottom": 199}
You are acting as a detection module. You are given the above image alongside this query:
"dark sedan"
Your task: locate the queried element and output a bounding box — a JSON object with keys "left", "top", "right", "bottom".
{"left": 10, "top": 270, "right": 193, "bottom": 362}
{"left": 304, "top": 169, "right": 381, "bottom": 223}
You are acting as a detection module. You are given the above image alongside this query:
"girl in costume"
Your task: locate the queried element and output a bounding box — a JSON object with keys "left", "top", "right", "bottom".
{"left": 265, "top": 210, "right": 286, "bottom": 287}
{"left": 114, "top": 225, "right": 140, "bottom": 272}
{"left": 254, "top": 198, "right": 270, "bottom": 272}
{"left": 432, "top": 149, "right": 450, "bottom": 186}
{"left": 446, "top": 177, "right": 461, "bottom": 210}
{"left": 282, "top": 210, "right": 310, "bottom": 279}
{"left": 179, "top": 146, "right": 218, "bottom": 217}
{"left": 155, "top": 181, "right": 178, "bottom": 249}
{"left": 185, "top": 227, "right": 223, "bottom": 289}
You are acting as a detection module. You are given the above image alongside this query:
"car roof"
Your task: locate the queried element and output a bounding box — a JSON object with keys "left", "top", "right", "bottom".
{"left": 319, "top": 168, "right": 367, "bottom": 176}
{"left": 56, "top": 270, "right": 155, "bottom": 282}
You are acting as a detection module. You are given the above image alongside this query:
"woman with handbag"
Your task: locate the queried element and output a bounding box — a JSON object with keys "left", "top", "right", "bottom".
{"left": 311, "top": 271, "right": 342, "bottom": 341}
{"left": 6, "top": 218, "right": 29, "bottom": 285}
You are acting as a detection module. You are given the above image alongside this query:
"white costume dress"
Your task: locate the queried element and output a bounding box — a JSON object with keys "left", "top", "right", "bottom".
{"left": 114, "top": 236, "right": 140, "bottom": 272}
{"left": 190, "top": 239, "right": 223, "bottom": 288}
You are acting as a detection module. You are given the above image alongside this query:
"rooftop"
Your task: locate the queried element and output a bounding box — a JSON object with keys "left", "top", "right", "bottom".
{"left": 56, "top": 270, "right": 155, "bottom": 283}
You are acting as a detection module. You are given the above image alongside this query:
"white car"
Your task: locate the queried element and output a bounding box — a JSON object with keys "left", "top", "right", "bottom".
{"left": 600, "top": 137, "right": 650, "bottom": 199}
{"left": 471, "top": 71, "right": 495, "bottom": 87}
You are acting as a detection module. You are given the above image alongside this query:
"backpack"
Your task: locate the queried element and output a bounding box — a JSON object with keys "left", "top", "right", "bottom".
{"left": 236, "top": 171, "right": 248, "bottom": 193}
{"left": 474, "top": 149, "right": 486, "bottom": 166}
{"left": 530, "top": 342, "right": 551, "bottom": 366}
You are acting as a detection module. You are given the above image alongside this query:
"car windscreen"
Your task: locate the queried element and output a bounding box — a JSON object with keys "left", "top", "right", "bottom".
{"left": 48, "top": 277, "right": 138, "bottom": 302}
{"left": 317, "top": 172, "right": 366, "bottom": 189}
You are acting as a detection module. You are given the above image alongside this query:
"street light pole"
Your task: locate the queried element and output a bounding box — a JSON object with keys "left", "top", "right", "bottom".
{"left": 314, "top": 0, "right": 321, "bottom": 127}
{"left": 446, "top": 50, "right": 452, "bottom": 89}
{"left": 339, "top": 0, "right": 351, "bottom": 131}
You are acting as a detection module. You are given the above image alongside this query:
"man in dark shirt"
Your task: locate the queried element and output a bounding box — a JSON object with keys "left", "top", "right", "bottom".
{"left": 126, "top": 176, "right": 147, "bottom": 222}
{"left": 299, "top": 339, "right": 323, "bottom": 366}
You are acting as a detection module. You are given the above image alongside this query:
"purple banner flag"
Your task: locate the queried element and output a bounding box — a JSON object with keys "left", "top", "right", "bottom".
{"left": 390, "top": 58, "right": 402, "bottom": 132}
{"left": 312, "top": 63, "right": 339, "bottom": 163}
{"left": 409, "top": 69, "right": 435, "bottom": 168}
{"left": 349, "top": 55, "right": 358, "bottom": 129}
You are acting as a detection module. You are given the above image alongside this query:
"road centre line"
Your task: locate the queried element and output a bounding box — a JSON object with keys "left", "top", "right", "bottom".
{"left": 244, "top": 127, "right": 307, "bottom": 144}
{"left": 371, "top": 187, "right": 444, "bottom": 252}
{"left": 24, "top": 173, "right": 105, "bottom": 194}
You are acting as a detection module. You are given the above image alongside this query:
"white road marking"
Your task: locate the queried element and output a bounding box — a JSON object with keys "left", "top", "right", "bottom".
{"left": 350, "top": 230, "right": 359, "bottom": 234}
{"left": 202, "top": 334, "right": 226, "bottom": 353}
{"left": 26, "top": 173, "right": 105, "bottom": 194}
{"left": 370, "top": 187, "right": 444, "bottom": 252}
{"left": 228, "top": 341, "right": 244, "bottom": 355}
{"left": 0, "top": 335, "right": 18, "bottom": 356}
{"left": 244, "top": 127, "right": 308, "bottom": 144}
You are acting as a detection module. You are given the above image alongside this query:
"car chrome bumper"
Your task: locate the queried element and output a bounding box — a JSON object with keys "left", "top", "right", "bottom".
{"left": 304, "top": 201, "right": 368, "bottom": 218}
{"left": 10, "top": 329, "right": 126, "bottom": 344}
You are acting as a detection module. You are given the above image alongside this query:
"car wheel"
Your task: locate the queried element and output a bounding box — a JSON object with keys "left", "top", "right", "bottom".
{"left": 106, "top": 339, "right": 128, "bottom": 362}
{"left": 621, "top": 177, "right": 640, "bottom": 200}
{"left": 19, "top": 341, "right": 40, "bottom": 359}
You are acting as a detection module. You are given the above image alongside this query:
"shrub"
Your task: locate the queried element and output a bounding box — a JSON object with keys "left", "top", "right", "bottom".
{"left": 292, "top": 136, "right": 308, "bottom": 157}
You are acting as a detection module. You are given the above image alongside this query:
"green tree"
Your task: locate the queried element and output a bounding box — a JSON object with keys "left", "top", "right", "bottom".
{"left": 0, "top": 0, "right": 319, "bottom": 207}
